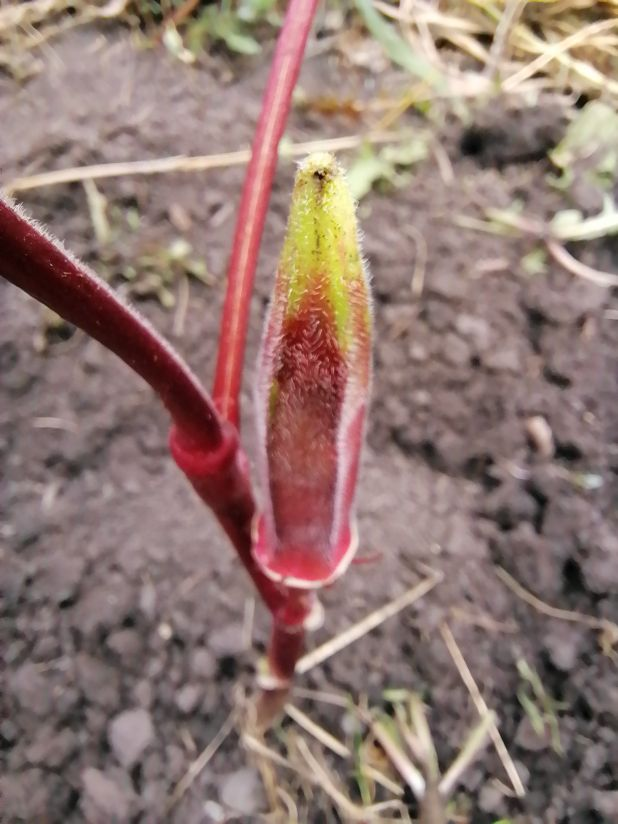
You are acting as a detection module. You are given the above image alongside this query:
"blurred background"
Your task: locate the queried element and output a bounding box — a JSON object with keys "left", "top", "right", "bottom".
{"left": 1, "top": 1, "right": 617, "bottom": 822}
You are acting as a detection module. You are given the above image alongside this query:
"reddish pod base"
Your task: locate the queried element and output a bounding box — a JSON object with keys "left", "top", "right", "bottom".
{"left": 253, "top": 515, "right": 358, "bottom": 589}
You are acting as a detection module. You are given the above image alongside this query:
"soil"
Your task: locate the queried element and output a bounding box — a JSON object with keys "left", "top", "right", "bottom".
{"left": 1, "top": 24, "right": 617, "bottom": 824}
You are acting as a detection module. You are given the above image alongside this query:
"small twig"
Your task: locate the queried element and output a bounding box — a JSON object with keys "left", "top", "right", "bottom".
{"left": 32, "top": 415, "right": 78, "bottom": 432}
{"left": 243, "top": 732, "right": 315, "bottom": 780}
{"left": 495, "top": 566, "right": 618, "bottom": 642}
{"left": 82, "top": 179, "right": 110, "bottom": 246}
{"left": 457, "top": 210, "right": 618, "bottom": 288}
{"left": 0, "top": 195, "right": 227, "bottom": 451}
{"left": 408, "top": 224, "right": 428, "bottom": 299}
{"left": 296, "top": 573, "right": 442, "bottom": 674}
{"left": 166, "top": 708, "right": 236, "bottom": 810}
{"left": 501, "top": 18, "right": 618, "bottom": 92}
{"left": 484, "top": 0, "right": 527, "bottom": 83}
{"left": 179, "top": 727, "right": 197, "bottom": 755}
{"left": 370, "top": 718, "right": 426, "bottom": 800}
{"left": 276, "top": 787, "right": 299, "bottom": 823}
{"left": 0, "top": 0, "right": 127, "bottom": 31}
{"left": 438, "top": 711, "right": 495, "bottom": 798}
{"left": 5, "top": 132, "right": 404, "bottom": 195}
{"left": 284, "top": 703, "right": 350, "bottom": 759}
{"left": 431, "top": 142, "right": 454, "bottom": 187}
{"left": 171, "top": 567, "right": 211, "bottom": 603}
{"left": 247, "top": 728, "right": 407, "bottom": 820}
{"left": 295, "top": 737, "right": 362, "bottom": 817}
{"left": 295, "top": 736, "right": 405, "bottom": 821}
{"left": 363, "top": 764, "right": 405, "bottom": 798}
{"left": 291, "top": 686, "right": 351, "bottom": 708}
{"left": 157, "top": 0, "right": 200, "bottom": 37}
{"left": 172, "top": 274, "right": 190, "bottom": 338}
{"left": 408, "top": 694, "right": 439, "bottom": 779}
{"left": 439, "top": 623, "right": 526, "bottom": 798}
{"left": 393, "top": 704, "right": 425, "bottom": 766}
{"left": 454, "top": 213, "right": 520, "bottom": 236}
{"left": 250, "top": 731, "right": 282, "bottom": 814}
{"left": 450, "top": 606, "right": 518, "bottom": 634}
{"left": 546, "top": 239, "right": 618, "bottom": 288}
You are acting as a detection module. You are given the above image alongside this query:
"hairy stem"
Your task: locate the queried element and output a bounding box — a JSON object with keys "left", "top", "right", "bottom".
{"left": 256, "top": 589, "right": 315, "bottom": 726}
{"left": 268, "top": 622, "right": 306, "bottom": 683}
{"left": 267, "top": 588, "right": 317, "bottom": 682}
{"left": 212, "top": 0, "right": 320, "bottom": 426}
{"left": 0, "top": 195, "right": 290, "bottom": 615}
{"left": 0, "top": 196, "right": 222, "bottom": 451}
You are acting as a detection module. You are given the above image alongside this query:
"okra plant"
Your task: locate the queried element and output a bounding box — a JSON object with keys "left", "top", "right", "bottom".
{"left": 0, "top": 0, "right": 372, "bottom": 697}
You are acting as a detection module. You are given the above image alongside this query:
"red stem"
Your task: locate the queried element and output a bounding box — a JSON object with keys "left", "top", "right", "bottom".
{"left": 2, "top": 0, "right": 320, "bottom": 685}
{"left": 212, "top": 0, "right": 320, "bottom": 426}
{"left": 269, "top": 623, "right": 306, "bottom": 682}
{"left": 267, "top": 587, "right": 314, "bottom": 681}
{"left": 0, "top": 195, "right": 289, "bottom": 614}
{"left": 0, "top": 197, "right": 223, "bottom": 451}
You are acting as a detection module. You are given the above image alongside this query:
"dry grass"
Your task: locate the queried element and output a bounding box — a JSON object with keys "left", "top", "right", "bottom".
{"left": 2, "top": 0, "right": 617, "bottom": 109}
{"left": 2, "top": 2, "right": 616, "bottom": 820}
{"left": 368, "top": 0, "right": 618, "bottom": 110}
{"left": 239, "top": 676, "right": 499, "bottom": 822}
{"left": 0, "top": 0, "right": 130, "bottom": 77}
{"left": 219, "top": 577, "right": 517, "bottom": 823}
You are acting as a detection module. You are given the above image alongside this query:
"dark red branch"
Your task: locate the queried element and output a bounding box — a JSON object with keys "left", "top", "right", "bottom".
{"left": 0, "top": 196, "right": 222, "bottom": 451}
{"left": 2, "top": 0, "right": 322, "bottom": 687}
{"left": 212, "top": 0, "right": 320, "bottom": 426}
{"left": 0, "top": 196, "right": 292, "bottom": 619}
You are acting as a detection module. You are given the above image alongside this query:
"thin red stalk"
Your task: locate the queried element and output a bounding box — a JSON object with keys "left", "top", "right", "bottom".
{"left": 255, "top": 591, "right": 311, "bottom": 719}
{"left": 267, "top": 587, "right": 315, "bottom": 681}
{"left": 212, "top": 0, "right": 320, "bottom": 426}
{"left": 268, "top": 621, "right": 306, "bottom": 681}
{"left": 0, "top": 197, "right": 222, "bottom": 451}
{"left": 256, "top": 614, "right": 307, "bottom": 723}
{"left": 2, "top": 0, "right": 321, "bottom": 684}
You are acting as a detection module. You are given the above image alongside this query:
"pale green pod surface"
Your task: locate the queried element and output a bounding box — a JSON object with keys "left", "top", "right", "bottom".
{"left": 254, "top": 152, "right": 372, "bottom": 588}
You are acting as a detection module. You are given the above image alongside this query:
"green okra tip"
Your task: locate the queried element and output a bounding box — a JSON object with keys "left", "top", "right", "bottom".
{"left": 297, "top": 151, "right": 340, "bottom": 179}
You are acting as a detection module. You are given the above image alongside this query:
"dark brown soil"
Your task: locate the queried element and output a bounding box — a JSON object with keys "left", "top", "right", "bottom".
{"left": 1, "top": 26, "right": 617, "bottom": 824}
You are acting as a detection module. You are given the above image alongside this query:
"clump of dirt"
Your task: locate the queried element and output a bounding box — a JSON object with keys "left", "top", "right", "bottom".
{"left": 1, "top": 27, "right": 617, "bottom": 824}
